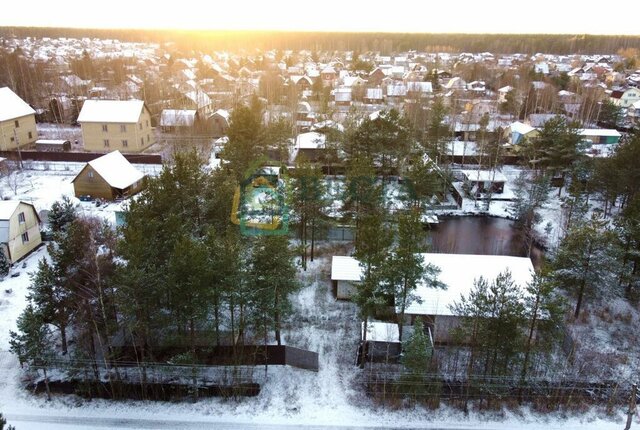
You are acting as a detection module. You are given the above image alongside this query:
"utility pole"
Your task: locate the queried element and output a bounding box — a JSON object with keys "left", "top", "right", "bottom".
{"left": 625, "top": 383, "right": 637, "bottom": 430}
{"left": 13, "top": 128, "right": 23, "bottom": 170}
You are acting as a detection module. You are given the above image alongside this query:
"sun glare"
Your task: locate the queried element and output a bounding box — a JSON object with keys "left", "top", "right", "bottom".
{"left": 1, "top": 0, "right": 639, "bottom": 34}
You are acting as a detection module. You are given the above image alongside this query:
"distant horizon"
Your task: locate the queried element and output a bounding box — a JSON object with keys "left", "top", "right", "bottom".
{"left": 2, "top": 25, "right": 640, "bottom": 38}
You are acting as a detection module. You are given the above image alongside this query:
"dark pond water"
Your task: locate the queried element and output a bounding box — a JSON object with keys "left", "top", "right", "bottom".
{"left": 428, "top": 216, "right": 544, "bottom": 268}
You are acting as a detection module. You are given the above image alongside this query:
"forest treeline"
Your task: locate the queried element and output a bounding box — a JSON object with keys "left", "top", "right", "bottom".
{"left": 2, "top": 27, "right": 640, "bottom": 54}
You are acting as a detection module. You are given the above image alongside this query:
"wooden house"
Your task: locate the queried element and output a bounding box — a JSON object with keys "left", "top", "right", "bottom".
{"left": 72, "top": 150, "right": 145, "bottom": 200}
{"left": 160, "top": 109, "right": 197, "bottom": 133}
{"left": 208, "top": 109, "right": 230, "bottom": 137}
{"left": 77, "top": 99, "right": 154, "bottom": 153}
{"left": 0, "top": 87, "right": 37, "bottom": 151}
{"left": 0, "top": 201, "right": 42, "bottom": 263}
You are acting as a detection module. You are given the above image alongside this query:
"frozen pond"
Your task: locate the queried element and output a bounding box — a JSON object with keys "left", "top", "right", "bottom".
{"left": 428, "top": 216, "right": 544, "bottom": 267}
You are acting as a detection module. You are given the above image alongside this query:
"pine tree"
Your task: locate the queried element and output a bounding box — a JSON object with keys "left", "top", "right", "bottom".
{"left": 551, "top": 215, "right": 622, "bottom": 318}
{"left": 221, "top": 105, "right": 264, "bottom": 181}
{"left": 354, "top": 209, "right": 393, "bottom": 360}
{"left": 248, "top": 235, "right": 299, "bottom": 346}
{"left": 399, "top": 319, "right": 434, "bottom": 402}
{"left": 9, "top": 303, "right": 55, "bottom": 400}
{"left": 290, "top": 155, "right": 326, "bottom": 270}
{"left": 520, "top": 272, "right": 565, "bottom": 381}
{"left": 48, "top": 195, "right": 77, "bottom": 234}
{"left": 27, "top": 258, "right": 72, "bottom": 354}
{"left": 0, "top": 412, "right": 16, "bottom": 430}
{"left": 0, "top": 248, "right": 10, "bottom": 278}
{"left": 451, "top": 271, "right": 526, "bottom": 377}
{"left": 509, "top": 172, "right": 551, "bottom": 257}
{"left": 383, "top": 210, "right": 444, "bottom": 342}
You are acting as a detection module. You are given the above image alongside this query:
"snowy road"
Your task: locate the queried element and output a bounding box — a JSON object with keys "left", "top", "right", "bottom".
{"left": 5, "top": 413, "right": 459, "bottom": 430}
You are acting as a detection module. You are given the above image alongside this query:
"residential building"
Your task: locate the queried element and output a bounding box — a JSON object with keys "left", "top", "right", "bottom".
{"left": 0, "top": 87, "right": 37, "bottom": 151}
{"left": 0, "top": 201, "right": 42, "bottom": 263}
{"left": 72, "top": 150, "right": 145, "bottom": 200}
{"left": 610, "top": 87, "right": 640, "bottom": 108}
{"left": 77, "top": 99, "right": 154, "bottom": 152}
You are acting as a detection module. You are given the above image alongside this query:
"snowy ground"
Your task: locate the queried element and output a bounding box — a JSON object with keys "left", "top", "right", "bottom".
{"left": 0, "top": 244, "right": 636, "bottom": 429}
{"left": 0, "top": 165, "right": 637, "bottom": 429}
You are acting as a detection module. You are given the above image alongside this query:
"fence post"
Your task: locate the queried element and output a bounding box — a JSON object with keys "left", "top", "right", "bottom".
{"left": 625, "top": 383, "right": 637, "bottom": 430}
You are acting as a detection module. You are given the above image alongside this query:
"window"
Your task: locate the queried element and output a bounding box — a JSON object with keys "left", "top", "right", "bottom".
{"left": 103, "top": 139, "right": 110, "bottom": 148}
{"left": 102, "top": 124, "right": 108, "bottom": 132}
{"left": 18, "top": 212, "right": 25, "bottom": 223}
{"left": 10, "top": 137, "right": 14, "bottom": 143}
{"left": 120, "top": 124, "right": 127, "bottom": 132}
{"left": 88, "top": 171, "right": 94, "bottom": 179}
{"left": 139, "top": 123, "right": 142, "bottom": 130}
{"left": 21, "top": 232, "right": 29, "bottom": 244}
{"left": 122, "top": 139, "right": 128, "bottom": 147}
{"left": 140, "top": 137, "right": 144, "bottom": 146}
{"left": 28, "top": 131, "right": 32, "bottom": 139}
{"left": 147, "top": 134, "right": 150, "bottom": 143}
{"left": 146, "top": 120, "right": 149, "bottom": 128}
{"left": 14, "top": 120, "right": 19, "bottom": 128}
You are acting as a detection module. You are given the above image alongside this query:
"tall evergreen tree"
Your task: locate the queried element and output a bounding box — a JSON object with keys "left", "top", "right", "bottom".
{"left": 248, "top": 235, "right": 299, "bottom": 346}
{"left": 48, "top": 195, "right": 77, "bottom": 233}
{"left": 520, "top": 272, "right": 565, "bottom": 381}
{"left": 27, "top": 258, "right": 72, "bottom": 354}
{"left": 399, "top": 319, "right": 434, "bottom": 401}
{"left": 452, "top": 271, "right": 527, "bottom": 377}
{"left": 383, "top": 210, "right": 444, "bottom": 342}
{"left": 290, "top": 155, "right": 326, "bottom": 270}
{"left": 9, "top": 303, "right": 55, "bottom": 400}
{"left": 551, "top": 215, "right": 622, "bottom": 318}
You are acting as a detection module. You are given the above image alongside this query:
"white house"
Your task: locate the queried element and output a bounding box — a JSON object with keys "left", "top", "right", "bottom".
{"left": 331, "top": 253, "right": 535, "bottom": 343}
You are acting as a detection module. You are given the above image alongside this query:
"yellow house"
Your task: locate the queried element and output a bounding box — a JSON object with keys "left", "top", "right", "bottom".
{"left": 0, "top": 87, "right": 37, "bottom": 151}
{"left": 78, "top": 100, "right": 154, "bottom": 153}
{"left": 0, "top": 201, "right": 42, "bottom": 263}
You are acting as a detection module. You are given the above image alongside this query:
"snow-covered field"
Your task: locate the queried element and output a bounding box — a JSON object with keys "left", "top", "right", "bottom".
{"left": 0, "top": 164, "right": 637, "bottom": 429}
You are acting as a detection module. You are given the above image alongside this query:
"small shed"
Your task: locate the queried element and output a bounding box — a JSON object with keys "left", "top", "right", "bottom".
{"left": 331, "top": 255, "right": 361, "bottom": 299}
{"left": 35, "top": 139, "right": 71, "bottom": 152}
{"left": 72, "top": 150, "right": 145, "bottom": 200}
{"left": 459, "top": 169, "right": 508, "bottom": 195}
{"left": 360, "top": 321, "right": 403, "bottom": 363}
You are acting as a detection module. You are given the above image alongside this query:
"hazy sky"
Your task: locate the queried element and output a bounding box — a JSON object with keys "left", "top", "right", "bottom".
{"left": 2, "top": 0, "right": 639, "bottom": 35}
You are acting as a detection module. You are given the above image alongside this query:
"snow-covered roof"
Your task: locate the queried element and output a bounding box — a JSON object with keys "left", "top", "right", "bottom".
{"left": 334, "top": 88, "right": 352, "bottom": 102}
{"left": 77, "top": 150, "right": 145, "bottom": 190}
{"left": 296, "top": 132, "right": 326, "bottom": 150}
{"left": 331, "top": 256, "right": 362, "bottom": 282}
{"left": 211, "top": 109, "right": 230, "bottom": 121}
{"left": 342, "top": 76, "right": 365, "bottom": 87}
{"left": 386, "top": 84, "right": 407, "bottom": 97}
{"left": 333, "top": 254, "right": 534, "bottom": 317}
{"left": 406, "top": 81, "right": 433, "bottom": 93}
{"left": 366, "top": 88, "right": 383, "bottom": 99}
{"left": 0, "top": 87, "right": 36, "bottom": 121}
{"left": 509, "top": 121, "right": 536, "bottom": 135}
{"left": 0, "top": 200, "right": 22, "bottom": 220}
{"left": 580, "top": 129, "right": 621, "bottom": 138}
{"left": 160, "top": 109, "right": 196, "bottom": 127}
{"left": 77, "top": 99, "right": 144, "bottom": 123}
{"left": 460, "top": 169, "right": 508, "bottom": 183}
{"left": 310, "top": 120, "right": 344, "bottom": 133}
{"left": 361, "top": 322, "right": 399, "bottom": 343}
{"left": 406, "top": 253, "right": 534, "bottom": 317}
